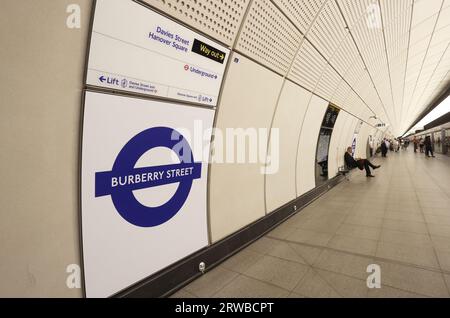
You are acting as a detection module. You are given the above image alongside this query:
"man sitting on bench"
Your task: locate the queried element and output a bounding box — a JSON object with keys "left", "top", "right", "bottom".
{"left": 345, "top": 147, "right": 381, "bottom": 178}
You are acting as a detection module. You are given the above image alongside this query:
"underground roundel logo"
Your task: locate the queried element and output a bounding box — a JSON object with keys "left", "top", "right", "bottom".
{"left": 94, "top": 127, "right": 202, "bottom": 228}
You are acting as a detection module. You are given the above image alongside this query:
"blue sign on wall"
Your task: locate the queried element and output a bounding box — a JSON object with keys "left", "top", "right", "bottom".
{"left": 95, "top": 127, "right": 202, "bottom": 227}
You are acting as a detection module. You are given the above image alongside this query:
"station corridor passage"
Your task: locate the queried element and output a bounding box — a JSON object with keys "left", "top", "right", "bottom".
{"left": 172, "top": 150, "right": 450, "bottom": 298}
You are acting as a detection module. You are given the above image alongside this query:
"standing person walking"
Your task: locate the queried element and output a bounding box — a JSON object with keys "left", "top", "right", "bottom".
{"left": 381, "top": 139, "right": 388, "bottom": 158}
{"left": 424, "top": 136, "right": 435, "bottom": 158}
{"left": 419, "top": 138, "right": 425, "bottom": 153}
{"left": 413, "top": 137, "right": 419, "bottom": 153}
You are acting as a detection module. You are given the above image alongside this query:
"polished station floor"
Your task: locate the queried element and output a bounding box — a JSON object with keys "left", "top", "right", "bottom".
{"left": 173, "top": 150, "right": 450, "bottom": 298}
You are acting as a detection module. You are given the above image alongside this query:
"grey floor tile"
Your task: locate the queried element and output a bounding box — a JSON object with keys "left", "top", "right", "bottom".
{"left": 445, "top": 275, "right": 450, "bottom": 293}
{"left": 431, "top": 236, "right": 450, "bottom": 252}
{"left": 379, "top": 229, "right": 433, "bottom": 248}
{"left": 367, "top": 286, "right": 428, "bottom": 298}
{"left": 384, "top": 211, "right": 425, "bottom": 223}
{"left": 266, "top": 241, "right": 308, "bottom": 265}
{"left": 422, "top": 208, "right": 450, "bottom": 217}
{"left": 315, "top": 270, "right": 369, "bottom": 298}
{"left": 221, "top": 249, "right": 264, "bottom": 274}
{"left": 382, "top": 219, "right": 428, "bottom": 235}
{"left": 184, "top": 267, "right": 239, "bottom": 297}
{"left": 212, "top": 275, "right": 290, "bottom": 298}
{"left": 288, "top": 243, "right": 324, "bottom": 266}
{"left": 376, "top": 261, "right": 449, "bottom": 298}
{"left": 287, "top": 292, "right": 306, "bottom": 298}
{"left": 170, "top": 289, "right": 198, "bottom": 298}
{"left": 327, "top": 234, "right": 378, "bottom": 256}
{"left": 244, "top": 256, "right": 309, "bottom": 291}
{"left": 376, "top": 242, "right": 440, "bottom": 269}
{"left": 336, "top": 224, "right": 381, "bottom": 240}
{"left": 247, "top": 237, "right": 280, "bottom": 255}
{"left": 283, "top": 213, "right": 311, "bottom": 229}
{"left": 344, "top": 215, "right": 384, "bottom": 228}
{"left": 420, "top": 200, "right": 450, "bottom": 209}
{"left": 347, "top": 209, "right": 385, "bottom": 218}
{"left": 425, "top": 215, "right": 450, "bottom": 226}
{"left": 386, "top": 203, "right": 422, "bottom": 213}
{"left": 267, "top": 222, "right": 297, "bottom": 240}
{"left": 428, "top": 224, "right": 450, "bottom": 241}
{"left": 436, "top": 250, "right": 450, "bottom": 272}
{"left": 293, "top": 269, "right": 341, "bottom": 298}
{"left": 297, "top": 218, "right": 345, "bottom": 234}
{"left": 313, "top": 250, "right": 373, "bottom": 280}
{"left": 285, "top": 229, "right": 334, "bottom": 247}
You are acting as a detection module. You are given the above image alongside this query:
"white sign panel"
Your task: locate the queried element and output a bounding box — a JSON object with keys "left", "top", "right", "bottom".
{"left": 86, "top": 0, "right": 230, "bottom": 106}
{"left": 81, "top": 91, "right": 214, "bottom": 297}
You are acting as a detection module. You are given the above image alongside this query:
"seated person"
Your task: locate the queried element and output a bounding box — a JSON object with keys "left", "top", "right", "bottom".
{"left": 317, "top": 156, "right": 328, "bottom": 177}
{"left": 344, "top": 147, "right": 381, "bottom": 178}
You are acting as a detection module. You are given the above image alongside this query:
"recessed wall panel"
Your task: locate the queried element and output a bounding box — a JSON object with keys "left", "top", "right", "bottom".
{"left": 355, "top": 123, "right": 372, "bottom": 159}
{"left": 266, "top": 81, "right": 312, "bottom": 213}
{"left": 209, "top": 53, "right": 283, "bottom": 243}
{"left": 328, "top": 111, "right": 350, "bottom": 178}
{"left": 296, "top": 95, "right": 329, "bottom": 196}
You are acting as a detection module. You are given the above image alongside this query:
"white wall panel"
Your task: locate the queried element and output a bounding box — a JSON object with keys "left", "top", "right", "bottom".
{"left": 266, "top": 81, "right": 312, "bottom": 213}
{"left": 296, "top": 95, "right": 328, "bottom": 196}
{"left": 210, "top": 53, "right": 283, "bottom": 243}
{"left": 340, "top": 115, "right": 360, "bottom": 161}
{"left": 0, "top": 0, "right": 92, "bottom": 297}
{"left": 355, "top": 123, "right": 371, "bottom": 159}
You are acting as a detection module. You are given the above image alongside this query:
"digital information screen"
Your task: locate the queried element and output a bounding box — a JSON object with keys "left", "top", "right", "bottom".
{"left": 316, "top": 104, "right": 341, "bottom": 181}
{"left": 321, "top": 104, "right": 340, "bottom": 129}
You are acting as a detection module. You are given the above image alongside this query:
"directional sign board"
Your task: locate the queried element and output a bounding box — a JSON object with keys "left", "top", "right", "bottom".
{"left": 81, "top": 91, "right": 214, "bottom": 297}
{"left": 86, "top": 0, "right": 230, "bottom": 106}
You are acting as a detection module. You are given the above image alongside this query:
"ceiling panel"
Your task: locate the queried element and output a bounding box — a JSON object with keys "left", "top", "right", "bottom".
{"left": 235, "top": 0, "right": 303, "bottom": 75}
{"left": 142, "top": 0, "right": 250, "bottom": 46}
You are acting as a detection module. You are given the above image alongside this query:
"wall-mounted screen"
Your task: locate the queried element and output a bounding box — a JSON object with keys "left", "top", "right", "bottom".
{"left": 321, "top": 104, "right": 340, "bottom": 129}
{"left": 315, "top": 104, "right": 341, "bottom": 184}
{"left": 86, "top": 0, "right": 230, "bottom": 106}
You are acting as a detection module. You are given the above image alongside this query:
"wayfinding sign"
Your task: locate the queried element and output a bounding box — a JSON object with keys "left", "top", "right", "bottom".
{"left": 86, "top": 0, "right": 230, "bottom": 106}
{"left": 81, "top": 91, "right": 214, "bottom": 297}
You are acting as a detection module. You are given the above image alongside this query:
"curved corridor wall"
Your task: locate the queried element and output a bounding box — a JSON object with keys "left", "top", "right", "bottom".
{"left": 0, "top": 0, "right": 92, "bottom": 297}
{"left": 0, "top": 0, "right": 394, "bottom": 297}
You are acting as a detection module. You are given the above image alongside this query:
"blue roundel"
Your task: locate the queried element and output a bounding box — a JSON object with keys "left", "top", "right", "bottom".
{"left": 95, "top": 127, "right": 202, "bottom": 227}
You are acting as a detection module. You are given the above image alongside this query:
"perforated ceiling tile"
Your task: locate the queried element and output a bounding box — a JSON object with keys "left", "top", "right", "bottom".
{"left": 273, "top": 0, "right": 326, "bottom": 34}
{"left": 141, "top": 0, "right": 250, "bottom": 46}
{"left": 330, "top": 80, "right": 352, "bottom": 107}
{"left": 315, "top": 63, "right": 342, "bottom": 100}
{"left": 235, "top": 0, "right": 303, "bottom": 75}
{"left": 289, "top": 40, "right": 328, "bottom": 91}
{"left": 307, "top": 0, "right": 348, "bottom": 60}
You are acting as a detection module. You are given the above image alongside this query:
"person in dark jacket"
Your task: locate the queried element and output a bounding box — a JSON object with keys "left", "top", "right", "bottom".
{"left": 381, "top": 140, "right": 388, "bottom": 157}
{"left": 424, "top": 136, "right": 435, "bottom": 158}
{"left": 345, "top": 147, "right": 381, "bottom": 178}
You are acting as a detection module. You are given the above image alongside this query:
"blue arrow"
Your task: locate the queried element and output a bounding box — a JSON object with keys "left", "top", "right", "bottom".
{"left": 99, "top": 76, "right": 106, "bottom": 83}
